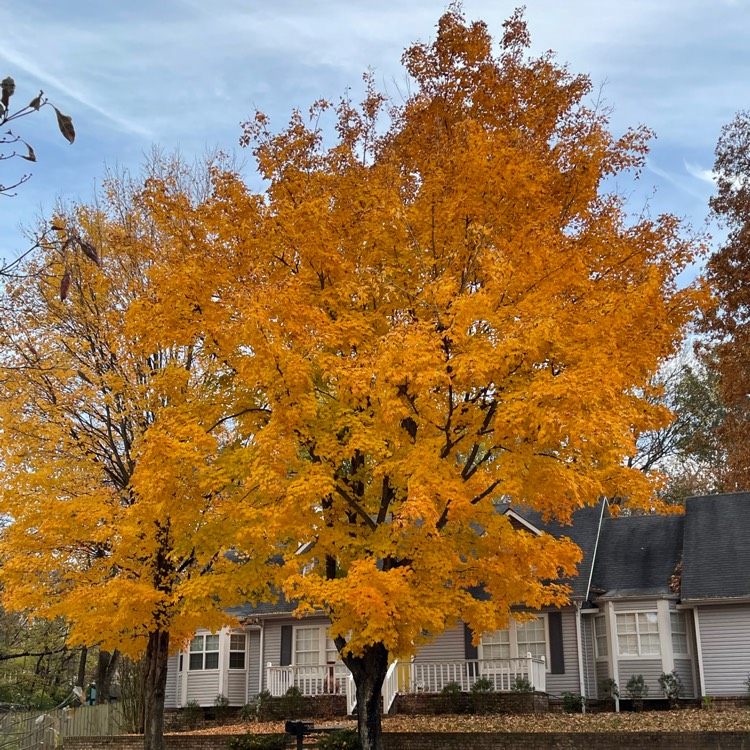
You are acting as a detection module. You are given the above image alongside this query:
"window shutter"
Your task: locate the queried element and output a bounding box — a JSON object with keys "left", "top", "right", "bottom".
{"left": 464, "top": 622, "right": 478, "bottom": 677}
{"left": 280, "top": 625, "right": 292, "bottom": 666}
{"left": 548, "top": 612, "right": 565, "bottom": 674}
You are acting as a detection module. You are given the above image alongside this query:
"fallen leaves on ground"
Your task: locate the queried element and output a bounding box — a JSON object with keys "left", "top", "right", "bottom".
{"left": 180, "top": 707, "right": 750, "bottom": 735}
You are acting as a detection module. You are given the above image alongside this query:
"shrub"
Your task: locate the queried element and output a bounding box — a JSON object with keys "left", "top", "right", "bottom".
{"left": 183, "top": 699, "right": 203, "bottom": 728}
{"left": 227, "top": 734, "right": 286, "bottom": 750}
{"left": 318, "top": 729, "right": 362, "bottom": 750}
{"left": 658, "top": 670, "right": 683, "bottom": 709}
{"left": 599, "top": 678, "right": 619, "bottom": 701}
{"left": 511, "top": 676, "right": 533, "bottom": 693}
{"left": 562, "top": 692, "right": 585, "bottom": 713}
{"left": 470, "top": 677, "right": 494, "bottom": 693}
{"left": 280, "top": 685, "right": 304, "bottom": 719}
{"left": 625, "top": 674, "right": 648, "bottom": 711}
{"left": 214, "top": 693, "right": 231, "bottom": 721}
{"left": 440, "top": 681, "right": 462, "bottom": 695}
{"left": 255, "top": 690, "right": 274, "bottom": 722}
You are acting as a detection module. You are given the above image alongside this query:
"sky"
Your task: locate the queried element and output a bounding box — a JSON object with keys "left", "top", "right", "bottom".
{"left": 1, "top": 0, "right": 749, "bottom": 268}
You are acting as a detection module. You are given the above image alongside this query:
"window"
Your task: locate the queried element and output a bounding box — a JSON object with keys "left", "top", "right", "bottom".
{"left": 189, "top": 634, "right": 220, "bottom": 670}
{"left": 479, "top": 616, "right": 548, "bottom": 665}
{"left": 670, "top": 612, "right": 689, "bottom": 656}
{"left": 616, "top": 612, "right": 660, "bottom": 656}
{"left": 481, "top": 629, "right": 511, "bottom": 660}
{"left": 594, "top": 616, "right": 608, "bottom": 658}
{"left": 229, "top": 633, "right": 247, "bottom": 669}
{"left": 293, "top": 627, "right": 341, "bottom": 666}
{"left": 517, "top": 619, "right": 546, "bottom": 660}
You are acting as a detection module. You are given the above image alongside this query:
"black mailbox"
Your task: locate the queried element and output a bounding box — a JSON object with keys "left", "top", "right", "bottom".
{"left": 285, "top": 720, "right": 314, "bottom": 735}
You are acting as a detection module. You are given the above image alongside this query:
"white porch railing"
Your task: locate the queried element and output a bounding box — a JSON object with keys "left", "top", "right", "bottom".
{"left": 406, "top": 655, "right": 546, "bottom": 694}
{"left": 268, "top": 655, "right": 545, "bottom": 705}
{"left": 267, "top": 664, "right": 350, "bottom": 696}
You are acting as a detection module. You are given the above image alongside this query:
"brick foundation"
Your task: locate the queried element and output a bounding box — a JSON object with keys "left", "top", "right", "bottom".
{"left": 394, "top": 691, "right": 548, "bottom": 715}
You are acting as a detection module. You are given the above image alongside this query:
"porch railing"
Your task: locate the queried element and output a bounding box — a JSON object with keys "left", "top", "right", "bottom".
{"left": 404, "top": 655, "right": 546, "bottom": 694}
{"left": 267, "top": 663, "right": 350, "bottom": 697}
{"left": 267, "top": 655, "right": 545, "bottom": 701}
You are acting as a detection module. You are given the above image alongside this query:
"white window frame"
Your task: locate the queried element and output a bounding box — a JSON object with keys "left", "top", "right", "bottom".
{"left": 229, "top": 632, "right": 247, "bottom": 670}
{"left": 478, "top": 615, "right": 550, "bottom": 669}
{"left": 594, "top": 615, "right": 608, "bottom": 659}
{"left": 292, "top": 626, "right": 341, "bottom": 666}
{"left": 615, "top": 611, "right": 661, "bottom": 658}
{"left": 670, "top": 611, "right": 690, "bottom": 657}
{"left": 188, "top": 633, "right": 220, "bottom": 671}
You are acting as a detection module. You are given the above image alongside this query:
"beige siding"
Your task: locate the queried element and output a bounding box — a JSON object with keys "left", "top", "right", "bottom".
{"left": 697, "top": 604, "right": 750, "bottom": 696}
{"left": 165, "top": 655, "right": 179, "bottom": 709}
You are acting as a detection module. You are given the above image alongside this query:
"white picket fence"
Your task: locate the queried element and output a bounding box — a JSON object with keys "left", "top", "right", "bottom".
{"left": 0, "top": 703, "right": 125, "bottom": 750}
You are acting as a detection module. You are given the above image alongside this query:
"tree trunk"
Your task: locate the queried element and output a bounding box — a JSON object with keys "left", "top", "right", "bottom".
{"left": 95, "top": 649, "right": 121, "bottom": 704}
{"left": 342, "top": 643, "right": 388, "bottom": 750}
{"left": 142, "top": 630, "right": 170, "bottom": 750}
{"left": 76, "top": 646, "right": 88, "bottom": 694}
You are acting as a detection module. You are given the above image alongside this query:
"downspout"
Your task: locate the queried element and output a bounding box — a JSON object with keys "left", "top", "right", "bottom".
{"left": 585, "top": 497, "right": 608, "bottom": 604}
{"left": 259, "top": 620, "right": 265, "bottom": 694}
{"left": 575, "top": 601, "right": 586, "bottom": 712}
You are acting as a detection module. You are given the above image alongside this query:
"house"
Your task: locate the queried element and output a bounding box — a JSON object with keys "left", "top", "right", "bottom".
{"left": 163, "top": 492, "right": 750, "bottom": 710}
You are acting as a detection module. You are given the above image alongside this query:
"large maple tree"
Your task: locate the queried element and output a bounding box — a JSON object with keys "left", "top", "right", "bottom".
{"left": 138, "top": 10, "right": 704, "bottom": 750}
{"left": 0, "top": 164, "right": 274, "bottom": 750}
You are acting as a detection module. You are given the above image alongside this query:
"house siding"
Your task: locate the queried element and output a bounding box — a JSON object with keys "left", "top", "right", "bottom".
{"left": 696, "top": 604, "right": 750, "bottom": 696}
{"left": 617, "top": 658, "right": 662, "bottom": 699}
{"left": 595, "top": 660, "right": 609, "bottom": 698}
{"left": 247, "top": 629, "right": 261, "bottom": 697}
{"left": 413, "top": 624, "right": 464, "bottom": 662}
{"left": 165, "top": 655, "right": 179, "bottom": 709}
{"left": 225, "top": 671, "right": 246, "bottom": 705}
{"left": 580, "top": 616, "right": 596, "bottom": 699}
{"left": 261, "top": 616, "right": 331, "bottom": 692}
{"left": 545, "top": 609, "right": 579, "bottom": 696}
{"left": 674, "top": 657, "right": 694, "bottom": 699}
{"left": 185, "top": 671, "right": 221, "bottom": 706}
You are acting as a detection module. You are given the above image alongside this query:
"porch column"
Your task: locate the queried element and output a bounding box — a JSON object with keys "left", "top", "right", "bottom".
{"left": 657, "top": 600, "right": 674, "bottom": 675}
{"left": 606, "top": 602, "right": 620, "bottom": 712}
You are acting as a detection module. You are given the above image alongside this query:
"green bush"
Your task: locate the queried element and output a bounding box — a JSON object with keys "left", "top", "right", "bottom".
{"left": 658, "top": 670, "right": 683, "bottom": 708}
{"left": 255, "top": 690, "right": 274, "bottom": 722}
{"left": 625, "top": 674, "right": 648, "bottom": 711}
{"left": 510, "top": 676, "right": 533, "bottom": 693}
{"left": 280, "top": 685, "right": 304, "bottom": 719}
{"left": 470, "top": 677, "right": 494, "bottom": 693}
{"left": 562, "top": 692, "right": 585, "bottom": 713}
{"left": 183, "top": 699, "right": 203, "bottom": 728}
{"left": 227, "top": 734, "right": 286, "bottom": 750}
{"left": 599, "top": 678, "right": 619, "bottom": 701}
{"left": 214, "top": 692, "right": 231, "bottom": 721}
{"left": 440, "top": 681, "right": 462, "bottom": 695}
{"left": 318, "top": 729, "right": 362, "bottom": 750}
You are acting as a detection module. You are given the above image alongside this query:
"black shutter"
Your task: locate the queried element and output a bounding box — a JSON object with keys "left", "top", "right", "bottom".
{"left": 548, "top": 612, "right": 565, "bottom": 674}
{"left": 280, "top": 625, "right": 293, "bottom": 666}
{"left": 464, "top": 622, "right": 478, "bottom": 677}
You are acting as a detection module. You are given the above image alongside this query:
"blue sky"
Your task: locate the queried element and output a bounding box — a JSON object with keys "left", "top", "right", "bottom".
{"left": 1, "top": 0, "right": 749, "bottom": 266}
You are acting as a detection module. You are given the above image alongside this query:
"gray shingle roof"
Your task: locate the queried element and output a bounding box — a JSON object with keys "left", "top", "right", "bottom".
{"left": 512, "top": 502, "right": 609, "bottom": 599}
{"left": 681, "top": 493, "right": 750, "bottom": 601}
{"left": 225, "top": 592, "right": 299, "bottom": 618}
{"left": 590, "top": 514, "right": 684, "bottom": 599}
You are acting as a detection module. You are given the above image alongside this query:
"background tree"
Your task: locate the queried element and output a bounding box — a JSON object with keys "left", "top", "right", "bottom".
{"left": 703, "top": 110, "right": 750, "bottom": 489}
{"left": 0, "top": 75, "right": 74, "bottom": 197}
{"left": 0, "top": 159, "right": 274, "bottom": 750}
{"left": 628, "top": 351, "right": 725, "bottom": 505}
{"left": 141, "top": 10, "right": 704, "bottom": 750}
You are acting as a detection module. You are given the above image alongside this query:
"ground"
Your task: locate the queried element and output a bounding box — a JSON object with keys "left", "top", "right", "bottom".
{"left": 181, "top": 706, "right": 750, "bottom": 735}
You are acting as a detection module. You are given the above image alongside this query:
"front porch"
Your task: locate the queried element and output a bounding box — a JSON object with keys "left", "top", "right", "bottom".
{"left": 266, "top": 656, "right": 547, "bottom": 712}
